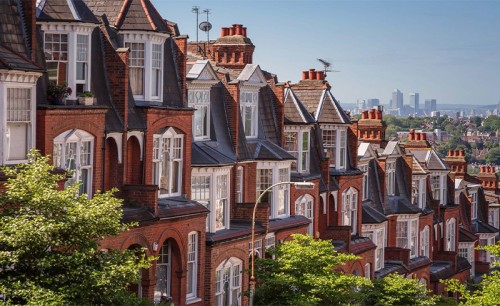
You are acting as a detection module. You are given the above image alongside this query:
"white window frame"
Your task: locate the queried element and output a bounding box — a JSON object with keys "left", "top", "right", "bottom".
{"left": 295, "top": 194, "right": 314, "bottom": 235}
{"left": 75, "top": 34, "right": 90, "bottom": 94}
{"left": 123, "top": 32, "right": 167, "bottom": 102}
{"left": 396, "top": 216, "right": 419, "bottom": 258}
{"left": 215, "top": 258, "right": 242, "bottom": 306}
{"left": 446, "top": 218, "right": 456, "bottom": 252}
{"left": 420, "top": 226, "right": 430, "bottom": 257}
{"left": 412, "top": 176, "right": 426, "bottom": 209}
{"left": 191, "top": 167, "right": 231, "bottom": 233}
{"left": 360, "top": 164, "right": 369, "bottom": 200}
{"left": 386, "top": 161, "right": 396, "bottom": 196}
{"left": 154, "top": 239, "right": 172, "bottom": 302}
{"left": 471, "top": 191, "right": 478, "bottom": 220}
{"left": 321, "top": 125, "right": 347, "bottom": 170}
{"left": 363, "top": 223, "right": 387, "bottom": 271}
{"left": 240, "top": 90, "right": 258, "bottom": 138}
{"left": 458, "top": 242, "right": 475, "bottom": 277}
{"left": 256, "top": 161, "right": 292, "bottom": 219}
{"left": 188, "top": 89, "right": 210, "bottom": 140}
{"left": 41, "top": 23, "right": 95, "bottom": 99}
{"left": 236, "top": 166, "right": 243, "bottom": 203}
{"left": 53, "top": 129, "right": 94, "bottom": 197}
{"left": 284, "top": 127, "right": 310, "bottom": 173}
{"left": 186, "top": 232, "right": 198, "bottom": 301}
{"left": 248, "top": 239, "right": 263, "bottom": 258}
{"left": 153, "top": 127, "right": 184, "bottom": 198}
{"left": 431, "top": 173, "right": 448, "bottom": 205}
{"left": 478, "top": 235, "right": 496, "bottom": 265}
{"left": 151, "top": 43, "right": 162, "bottom": 99}
{"left": 489, "top": 208, "right": 499, "bottom": 229}
{"left": 3, "top": 87, "right": 34, "bottom": 164}
{"left": 341, "top": 187, "right": 358, "bottom": 235}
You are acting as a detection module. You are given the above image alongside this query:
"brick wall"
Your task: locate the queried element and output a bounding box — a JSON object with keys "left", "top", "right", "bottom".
{"left": 122, "top": 184, "right": 159, "bottom": 216}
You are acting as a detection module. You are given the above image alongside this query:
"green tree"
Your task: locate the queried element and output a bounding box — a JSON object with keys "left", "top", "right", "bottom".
{"left": 485, "top": 147, "right": 500, "bottom": 165}
{"left": 0, "top": 151, "right": 148, "bottom": 305}
{"left": 444, "top": 242, "right": 500, "bottom": 305}
{"left": 360, "top": 273, "right": 437, "bottom": 306}
{"left": 253, "top": 234, "right": 369, "bottom": 306}
{"left": 481, "top": 115, "right": 500, "bottom": 132}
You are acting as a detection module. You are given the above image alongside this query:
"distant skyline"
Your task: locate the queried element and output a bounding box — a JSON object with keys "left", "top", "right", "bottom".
{"left": 154, "top": 0, "right": 500, "bottom": 105}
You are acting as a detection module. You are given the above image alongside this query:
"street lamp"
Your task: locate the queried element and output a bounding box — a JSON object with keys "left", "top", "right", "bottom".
{"left": 249, "top": 181, "right": 315, "bottom": 306}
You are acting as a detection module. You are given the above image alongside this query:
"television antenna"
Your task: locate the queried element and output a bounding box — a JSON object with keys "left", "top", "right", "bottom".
{"left": 192, "top": 6, "right": 200, "bottom": 46}
{"left": 317, "top": 58, "right": 340, "bottom": 77}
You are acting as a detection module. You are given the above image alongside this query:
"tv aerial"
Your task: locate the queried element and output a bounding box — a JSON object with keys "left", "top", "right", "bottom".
{"left": 317, "top": 58, "right": 340, "bottom": 77}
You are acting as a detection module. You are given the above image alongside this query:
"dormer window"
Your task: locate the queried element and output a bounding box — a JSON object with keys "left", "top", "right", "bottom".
{"left": 42, "top": 25, "right": 94, "bottom": 98}
{"left": 240, "top": 91, "right": 258, "bottom": 138}
{"left": 153, "top": 128, "right": 184, "bottom": 197}
{"left": 188, "top": 90, "right": 210, "bottom": 140}
{"left": 386, "top": 161, "right": 396, "bottom": 196}
{"left": 360, "top": 164, "right": 369, "bottom": 200}
{"left": 412, "top": 176, "right": 426, "bottom": 209}
{"left": 322, "top": 126, "right": 347, "bottom": 170}
{"left": 123, "top": 33, "right": 166, "bottom": 102}
{"left": 445, "top": 218, "right": 456, "bottom": 252}
{"left": 431, "top": 173, "right": 447, "bottom": 205}
{"left": 284, "top": 128, "right": 310, "bottom": 173}
{"left": 471, "top": 191, "right": 478, "bottom": 220}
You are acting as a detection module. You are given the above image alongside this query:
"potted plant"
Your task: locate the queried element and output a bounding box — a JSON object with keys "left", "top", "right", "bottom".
{"left": 78, "top": 91, "right": 96, "bottom": 106}
{"left": 47, "top": 82, "right": 72, "bottom": 105}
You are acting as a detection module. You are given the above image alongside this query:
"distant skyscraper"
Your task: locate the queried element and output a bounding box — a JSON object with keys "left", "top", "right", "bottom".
{"left": 391, "top": 89, "right": 403, "bottom": 109}
{"left": 424, "top": 99, "right": 437, "bottom": 114}
{"left": 410, "top": 93, "right": 419, "bottom": 113}
{"left": 366, "top": 98, "right": 380, "bottom": 108}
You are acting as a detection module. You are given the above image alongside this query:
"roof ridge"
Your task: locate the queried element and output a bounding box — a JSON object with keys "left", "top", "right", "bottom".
{"left": 115, "top": 0, "right": 131, "bottom": 29}
{"left": 140, "top": 0, "right": 156, "bottom": 31}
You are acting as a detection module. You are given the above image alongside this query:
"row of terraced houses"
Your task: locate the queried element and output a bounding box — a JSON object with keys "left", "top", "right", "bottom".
{"left": 1, "top": 0, "right": 500, "bottom": 305}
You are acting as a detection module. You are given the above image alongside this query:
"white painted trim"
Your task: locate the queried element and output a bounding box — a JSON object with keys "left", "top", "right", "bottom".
{"left": 106, "top": 133, "right": 123, "bottom": 164}
{"left": 127, "top": 131, "right": 144, "bottom": 161}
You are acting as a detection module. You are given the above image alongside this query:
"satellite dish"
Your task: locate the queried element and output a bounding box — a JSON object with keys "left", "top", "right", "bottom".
{"left": 199, "top": 21, "right": 212, "bottom": 32}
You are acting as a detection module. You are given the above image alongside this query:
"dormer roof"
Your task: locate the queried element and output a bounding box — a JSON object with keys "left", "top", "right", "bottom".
{"left": 283, "top": 87, "right": 315, "bottom": 125}
{"left": 237, "top": 64, "right": 266, "bottom": 85}
{"left": 409, "top": 149, "right": 448, "bottom": 171}
{"left": 187, "top": 60, "right": 219, "bottom": 82}
{"left": 37, "top": 0, "right": 99, "bottom": 24}
{"left": 85, "top": 0, "right": 171, "bottom": 33}
{"left": 358, "top": 142, "right": 378, "bottom": 160}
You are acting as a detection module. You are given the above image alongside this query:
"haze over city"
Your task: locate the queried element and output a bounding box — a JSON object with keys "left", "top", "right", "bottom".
{"left": 155, "top": 0, "right": 500, "bottom": 106}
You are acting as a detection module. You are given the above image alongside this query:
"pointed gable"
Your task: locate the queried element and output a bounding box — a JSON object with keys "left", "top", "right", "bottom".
{"left": 187, "top": 60, "right": 218, "bottom": 81}
{"left": 315, "top": 90, "right": 351, "bottom": 124}
{"left": 283, "top": 87, "right": 315, "bottom": 124}
{"left": 37, "top": 0, "right": 99, "bottom": 23}
{"left": 85, "top": 0, "right": 170, "bottom": 33}
{"left": 237, "top": 64, "right": 266, "bottom": 85}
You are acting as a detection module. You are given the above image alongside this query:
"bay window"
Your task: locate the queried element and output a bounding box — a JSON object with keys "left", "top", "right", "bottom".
{"left": 5, "top": 88, "right": 33, "bottom": 163}
{"left": 471, "top": 191, "right": 478, "bottom": 220}
{"left": 240, "top": 91, "right": 258, "bottom": 138}
{"left": 321, "top": 126, "right": 347, "bottom": 170}
{"left": 420, "top": 226, "right": 430, "bottom": 257}
{"left": 191, "top": 168, "right": 230, "bottom": 232}
{"left": 188, "top": 90, "right": 210, "bottom": 140}
{"left": 412, "top": 176, "right": 426, "bottom": 209}
{"left": 53, "top": 129, "right": 94, "bottom": 196}
{"left": 186, "top": 232, "right": 198, "bottom": 301}
{"left": 126, "top": 42, "right": 145, "bottom": 97}
{"left": 41, "top": 24, "right": 94, "bottom": 98}
{"left": 284, "top": 128, "right": 310, "bottom": 173}
{"left": 153, "top": 128, "right": 183, "bottom": 197}
{"left": 360, "top": 164, "right": 369, "bottom": 200}
{"left": 215, "top": 258, "right": 242, "bottom": 306}
{"left": 154, "top": 239, "right": 171, "bottom": 302}
{"left": 489, "top": 208, "right": 499, "bottom": 229}
{"left": 478, "top": 236, "right": 496, "bottom": 264}
{"left": 445, "top": 218, "right": 456, "bottom": 252}
{"left": 151, "top": 44, "right": 162, "bottom": 98}
{"left": 459, "top": 243, "right": 475, "bottom": 276}
{"left": 256, "top": 162, "right": 291, "bottom": 218}
{"left": 341, "top": 188, "right": 358, "bottom": 234}
{"left": 396, "top": 217, "right": 419, "bottom": 258}
{"left": 431, "top": 173, "right": 447, "bottom": 205}
{"left": 363, "top": 224, "right": 386, "bottom": 271}
{"left": 295, "top": 194, "right": 314, "bottom": 235}
{"left": 386, "top": 161, "right": 396, "bottom": 196}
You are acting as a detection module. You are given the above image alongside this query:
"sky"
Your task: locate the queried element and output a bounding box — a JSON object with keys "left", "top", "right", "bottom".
{"left": 153, "top": 0, "right": 500, "bottom": 106}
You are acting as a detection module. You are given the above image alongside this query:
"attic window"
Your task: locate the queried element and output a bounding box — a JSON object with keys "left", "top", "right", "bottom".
{"left": 386, "top": 161, "right": 396, "bottom": 196}
{"left": 188, "top": 90, "right": 210, "bottom": 140}
{"left": 240, "top": 91, "right": 258, "bottom": 138}
{"left": 321, "top": 126, "right": 347, "bottom": 170}
{"left": 284, "top": 128, "right": 310, "bottom": 173}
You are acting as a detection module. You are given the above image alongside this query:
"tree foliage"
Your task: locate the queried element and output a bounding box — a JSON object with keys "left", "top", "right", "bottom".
{"left": 253, "top": 234, "right": 370, "bottom": 305}
{"left": 444, "top": 243, "right": 500, "bottom": 305}
{"left": 0, "top": 151, "right": 148, "bottom": 305}
{"left": 360, "top": 273, "right": 437, "bottom": 306}
{"left": 485, "top": 147, "right": 500, "bottom": 165}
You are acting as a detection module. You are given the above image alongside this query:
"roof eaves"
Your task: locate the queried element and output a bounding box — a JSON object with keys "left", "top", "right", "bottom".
{"left": 314, "top": 89, "right": 326, "bottom": 121}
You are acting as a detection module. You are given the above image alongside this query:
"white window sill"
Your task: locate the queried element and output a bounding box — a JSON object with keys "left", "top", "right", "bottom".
{"left": 186, "top": 297, "right": 202, "bottom": 305}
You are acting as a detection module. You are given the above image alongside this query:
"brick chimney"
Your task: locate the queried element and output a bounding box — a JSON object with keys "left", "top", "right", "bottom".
{"left": 477, "top": 165, "right": 499, "bottom": 193}
{"left": 444, "top": 149, "right": 467, "bottom": 179}
{"left": 211, "top": 24, "right": 255, "bottom": 69}
{"left": 405, "top": 131, "right": 432, "bottom": 150}
{"left": 301, "top": 69, "right": 326, "bottom": 81}
{"left": 357, "top": 106, "right": 387, "bottom": 147}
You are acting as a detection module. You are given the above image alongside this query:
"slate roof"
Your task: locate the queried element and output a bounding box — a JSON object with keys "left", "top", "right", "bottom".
{"left": 471, "top": 219, "right": 498, "bottom": 234}
{"left": 191, "top": 141, "right": 236, "bottom": 166}
{"left": 268, "top": 215, "right": 311, "bottom": 232}
{"left": 37, "top": 0, "right": 99, "bottom": 23}
{"left": 0, "top": 0, "right": 42, "bottom": 72}
{"left": 409, "top": 149, "right": 449, "bottom": 171}
{"left": 459, "top": 226, "right": 478, "bottom": 242}
{"left": 362, "top": 203, "right": 388, "bottom": 224}
{"left": 206, "top": 221, "right": 265, "bottom": 244}
{"left": 247, "top": 139, "right": 295, "bottom": 161}
{"left": 386, "top": 196, "right": 422, "bottom": 215}
{"left": 85, "top": 0, "right": 171, "bottom": 33}
{"left": 283, "top": 87, "right": 315, "bottom": 124}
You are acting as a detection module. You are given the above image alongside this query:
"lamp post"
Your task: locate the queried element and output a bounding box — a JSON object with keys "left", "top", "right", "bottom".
{"left": 249, "top": 181, "right": 315, "bottom": 306}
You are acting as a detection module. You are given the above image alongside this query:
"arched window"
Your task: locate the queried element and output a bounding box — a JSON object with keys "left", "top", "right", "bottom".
{"left": 154, "top": 239, "right": 171, "bottom": 303}
{"left": 215, "top": 257, "right": 242, "bottom": 306}
{"left": 446, "top": 218, "right": 456, "bottom": 252}
{"left": 153, "top": 127, "right": 184, "bottom": 197}
{"left": 53, "top": 129, "right": 94, "bottom": 196}
{"left": 295, "top": 194, "right": 314, "bottom": 235}
{"left": 341, "top": 188, "right": 358, "bottom": 234}
{"left": 186, "top": 232, "right": 198, "bottom": 301}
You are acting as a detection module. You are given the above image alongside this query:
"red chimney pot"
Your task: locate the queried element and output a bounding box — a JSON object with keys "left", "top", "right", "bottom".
{"left": 302, "top": 71, "right": 309, "bottom": 80}
{"left": 317, "top": 71, "right": 325, "bottom": 80}
{"left": 421, "top": 133, "right": 427, "bottom": 141}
